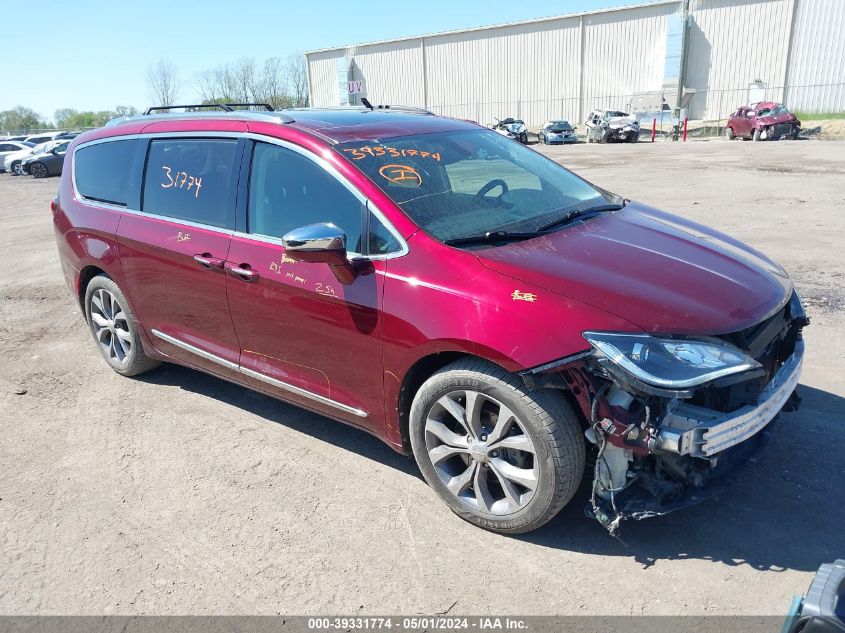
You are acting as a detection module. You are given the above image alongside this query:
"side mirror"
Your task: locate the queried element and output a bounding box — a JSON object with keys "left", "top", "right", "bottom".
{"left": 282, "top": 222, "right": 356, "bottom": 284}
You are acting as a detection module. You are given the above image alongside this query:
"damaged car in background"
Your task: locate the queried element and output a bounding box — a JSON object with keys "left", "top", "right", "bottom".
{"left": 585, "top": 108, "right": 641, "bottom": 143}
{"left": 726, "top": 101, "right": 802, "bottom": 141}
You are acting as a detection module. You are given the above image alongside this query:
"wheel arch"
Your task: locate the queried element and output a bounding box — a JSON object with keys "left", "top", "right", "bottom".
{"left": 77, "top": 264, "right": 109, "bottom": 311}
{"left": 395, "top": 350, "right": 522, "bottom": 453}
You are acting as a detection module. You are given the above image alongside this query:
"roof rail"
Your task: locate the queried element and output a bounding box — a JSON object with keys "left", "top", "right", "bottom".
{"left": 359, "top": 98, "right": 433, "bottom": 115}
{"left": 143, "top": 103, "right": 276, "bottom": 115}
{"left": 223, "top": 103, "right": 275, "bottom": 111}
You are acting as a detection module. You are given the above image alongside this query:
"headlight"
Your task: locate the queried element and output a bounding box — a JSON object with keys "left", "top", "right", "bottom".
{"left": 582, "top": 331, "right": 761, "bottom": 389}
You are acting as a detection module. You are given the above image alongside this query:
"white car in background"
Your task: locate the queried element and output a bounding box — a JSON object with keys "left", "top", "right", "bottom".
{"left": 4, "top": 140, "right": 63, "bottom": 175}
{"left": 23, "top": 131, "right": 67, "bottom": 146}
{"left": 0, "top": 141, "right": 34, "bottom": 172}
{"left": 584, "top": 108, "right": 640, "bottom": 143}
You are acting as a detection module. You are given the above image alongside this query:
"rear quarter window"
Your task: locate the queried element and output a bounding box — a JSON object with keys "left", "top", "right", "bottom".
{"left": 142, "top": 138, "right": 239, "bottom": 229}
{"left": 74, "top": 139, "right": 139, "bottom": 207}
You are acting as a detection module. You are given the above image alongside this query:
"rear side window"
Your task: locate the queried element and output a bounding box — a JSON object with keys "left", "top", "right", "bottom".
{"left": 142, "top": 139, "right": 238, "bottom": 229}
{"left": 75, "top": 139, "right": 138, "bottom": 207}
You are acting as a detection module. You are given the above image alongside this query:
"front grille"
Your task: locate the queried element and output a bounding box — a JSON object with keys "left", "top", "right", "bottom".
{"left": 688, "top": 292, "right": 802, "bottom": 414}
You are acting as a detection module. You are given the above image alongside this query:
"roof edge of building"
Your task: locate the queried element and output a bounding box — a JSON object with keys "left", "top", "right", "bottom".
{"left": 304, "top": 0, "right": 680, "bottom": 56}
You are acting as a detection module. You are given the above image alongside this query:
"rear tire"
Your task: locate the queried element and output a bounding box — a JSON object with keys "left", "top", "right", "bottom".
{"left": 753, "top": 128, "right": 762, "bottom": 142}
{"left": 84, "top": 275, "right": 160, "bottom": 377}
{"left": 30, "top": 161, "right": 48, "bottom": 178}
{"left": 409, "top": 358, "right": 585, "bottom": 534}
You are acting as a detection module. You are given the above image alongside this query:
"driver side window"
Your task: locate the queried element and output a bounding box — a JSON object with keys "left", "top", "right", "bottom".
{"left": 248, "top": 142, "right": 365, "bottom": 253}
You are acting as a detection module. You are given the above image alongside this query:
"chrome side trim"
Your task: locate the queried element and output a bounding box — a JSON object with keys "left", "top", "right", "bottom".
{"left": 655, "top": 339, "right": 804, "bottom": 457}
{"left": 150, "top": 329, "right": 367, "bottom": 418}
{"left": 151, "top": 329, "right": 240, "bottom": 371}
{"left": 239, "top": 366, "right": 368, "bottom": 418}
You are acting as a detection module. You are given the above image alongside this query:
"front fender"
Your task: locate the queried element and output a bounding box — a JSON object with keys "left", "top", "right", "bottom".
{"left": 380, "top": 236, "right": 637, "bottom": 443}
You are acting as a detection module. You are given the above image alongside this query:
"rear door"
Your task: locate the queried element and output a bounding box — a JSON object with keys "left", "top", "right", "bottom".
{"left": 116, "top": 134, "right": 246, "bottom": 378}
{"left": 225, "top": 139, "right": 403, "bottom": 429}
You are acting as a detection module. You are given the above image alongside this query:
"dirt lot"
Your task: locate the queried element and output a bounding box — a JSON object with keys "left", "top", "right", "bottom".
{"left": 1, "top": 139, "right": 844, "bottom": 616}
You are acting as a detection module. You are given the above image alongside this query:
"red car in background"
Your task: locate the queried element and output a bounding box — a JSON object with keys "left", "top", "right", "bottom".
{"left": 52, "top": 104, "right": 807, "bottom": 535}
{"left": 726, "top": 101, "right": 801, "bottom": 141}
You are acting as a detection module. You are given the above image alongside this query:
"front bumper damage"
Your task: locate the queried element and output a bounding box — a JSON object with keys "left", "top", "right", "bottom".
{"left": 655, "top": 339, "right": 803, "bottom": 457}
{"left": 522, "top": 291, "right": 808, "bottom": 535}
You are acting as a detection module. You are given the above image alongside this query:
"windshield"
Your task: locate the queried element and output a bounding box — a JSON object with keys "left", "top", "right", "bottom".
{"left": 336, "top": 128, "right": 607, "bottom": 242}
{"left": 547, "top": 122, "right": 572, "bottom": 132}
{"left": 758, "top": 105, "right": 788, "bottom": 116}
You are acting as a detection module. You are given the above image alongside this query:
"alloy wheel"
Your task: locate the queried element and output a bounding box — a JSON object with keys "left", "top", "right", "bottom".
{"left": 30, "top": 162, "right": 48, "bottom": 178}
{"left": 424, "top": 389, "right": 538, "bottom": 515}
{"left": 89, "top": 288, "right": 132, "bottom": 364}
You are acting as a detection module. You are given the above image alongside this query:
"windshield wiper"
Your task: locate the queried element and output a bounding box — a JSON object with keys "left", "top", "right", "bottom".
{"left": 444, "top": 230, "right": 542, "bottom": 247}
{"left": 536, "top": 202, "right": 626, "bottom": 233}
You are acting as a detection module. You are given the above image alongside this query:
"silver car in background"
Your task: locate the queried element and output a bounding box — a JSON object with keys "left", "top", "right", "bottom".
{"left": 537, "top": 120, "right": 578, "bottom": 144}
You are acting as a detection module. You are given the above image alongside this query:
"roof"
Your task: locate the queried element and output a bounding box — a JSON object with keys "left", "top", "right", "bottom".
{"left": 305, "top": 0, "right": 678, "bottom": 54}
{"left": 284, "top": 108, "right": 475, "bottom": 143}
{"left": 102, "top": 107, "right": 476, "bottom": 144}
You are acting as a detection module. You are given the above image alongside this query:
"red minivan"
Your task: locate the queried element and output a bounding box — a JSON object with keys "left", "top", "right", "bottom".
{"left": 53, "top": 104, "right": 807, "bottom": 534}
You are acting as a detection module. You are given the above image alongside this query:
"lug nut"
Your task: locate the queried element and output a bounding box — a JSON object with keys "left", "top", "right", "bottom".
{"left": 480, "top": 434, "right": 487, "bottom": 441}
{"left": 491, "top": 451, "right": 499, "bottom": 458}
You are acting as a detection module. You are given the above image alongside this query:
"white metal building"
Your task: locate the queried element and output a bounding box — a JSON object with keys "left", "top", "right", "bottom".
{"left": 305, "top": 0, "right": 845, "bottom": 125}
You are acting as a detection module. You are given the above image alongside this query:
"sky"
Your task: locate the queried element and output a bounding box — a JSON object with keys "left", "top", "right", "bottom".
{"left": 1, "top": 0, "right": 638, "bottom": 120}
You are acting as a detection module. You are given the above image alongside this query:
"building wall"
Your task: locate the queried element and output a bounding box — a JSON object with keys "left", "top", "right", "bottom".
{"left": 422, "top": 16, "right": 583, "bottom": 124}
{"left": 685, "top": 0, "right": 794, "bottom": 119}
{"left": 582, "top": 3, "right": 678, "bottom": 113}
{"left": 348, "top": 39, "right": 426, "bottom": 107}
{"left": 306, "top": 0, "right": 845, "bottom": 124}
{"left": 785, "top": 0, "right": 845, "bottom": 113}
{"left": 307, "top": 49, "right": 344, "bottom": 109}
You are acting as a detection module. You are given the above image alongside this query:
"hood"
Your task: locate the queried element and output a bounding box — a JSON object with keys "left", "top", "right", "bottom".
{"left": 608, "top": 115, "right": 637, "bottom": 128}
{"left": 475, "top": 203, "right": 792, "bottom": 335}
{"left": 758, "top": 112, "right": 796, "bottom": 124}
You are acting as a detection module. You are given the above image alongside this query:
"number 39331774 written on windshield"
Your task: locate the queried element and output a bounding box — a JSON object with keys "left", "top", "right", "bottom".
{"left": 342, "top": 146, "right": 441, "bottom": 161}
{"left": 161, "top": 165, "right": 203, "bottom": 198}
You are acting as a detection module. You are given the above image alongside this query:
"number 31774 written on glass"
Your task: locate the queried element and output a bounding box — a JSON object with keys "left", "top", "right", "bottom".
{"left": 161, "top": 165, "right": 203, "bottom": 198}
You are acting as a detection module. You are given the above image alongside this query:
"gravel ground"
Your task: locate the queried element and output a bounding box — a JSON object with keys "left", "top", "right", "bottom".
{"left": 1, "top": 139, "right": 843, "bottom": 616}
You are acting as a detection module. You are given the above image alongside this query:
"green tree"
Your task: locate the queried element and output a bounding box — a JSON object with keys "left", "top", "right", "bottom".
{"left": 0, "top": 106, "right": 50, "bottom": 133}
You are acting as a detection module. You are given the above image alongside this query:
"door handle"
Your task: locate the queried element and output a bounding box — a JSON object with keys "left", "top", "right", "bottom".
{"left": 193, "top": 253, "right": 225, "bottom": 269}
{"left": 226, "top": 262, "right": 260, "bottom": 282}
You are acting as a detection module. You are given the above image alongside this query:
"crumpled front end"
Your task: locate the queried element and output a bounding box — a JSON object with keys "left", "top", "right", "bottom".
{"left": 522, "top": 290, "right": 809, "bottom": 535}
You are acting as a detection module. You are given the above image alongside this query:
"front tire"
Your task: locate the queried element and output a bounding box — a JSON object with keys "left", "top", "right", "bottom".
{"left": 409, "top": 358, "right": 585, "bottom": 534}
{"left": 753, "top": 128, "right": 762, "bottom": 141}
{"left": 84, "top": 275, "right": 160, "bottom": 377}
{"left": 725, "top": 126, "right": 735, "bottom": 140}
